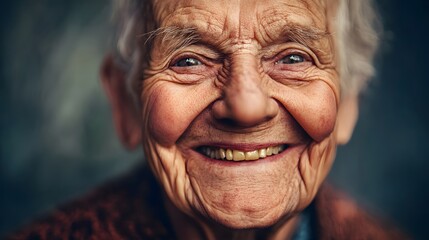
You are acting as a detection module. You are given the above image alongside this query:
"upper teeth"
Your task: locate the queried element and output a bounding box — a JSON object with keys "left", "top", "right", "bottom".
{"left": 200, "top": 145, "right": 286, "bottom": 161}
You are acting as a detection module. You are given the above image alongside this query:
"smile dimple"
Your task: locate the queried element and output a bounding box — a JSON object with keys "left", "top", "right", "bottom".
{"left": 198, "top": 145, "right": 287, "bottom": 161}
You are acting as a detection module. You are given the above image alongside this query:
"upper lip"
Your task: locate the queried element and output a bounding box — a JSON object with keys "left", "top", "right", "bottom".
{"left": 193, "top": 142, "right": 290, "bottom": 152}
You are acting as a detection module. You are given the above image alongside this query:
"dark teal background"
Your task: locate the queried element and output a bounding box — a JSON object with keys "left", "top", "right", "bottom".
{"left": 1, "top": 0, "right": 428, "bottom": 239}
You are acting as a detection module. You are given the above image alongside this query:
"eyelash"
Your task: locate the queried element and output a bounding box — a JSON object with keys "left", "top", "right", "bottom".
{"left": 168, "top": 49, "right": 313, "bottom": 74}
{"left": 170, "top": 52, "right": 213, "bottom": 67}
{"left": 169, "top": 53, "right": 212, "bottom": 77}
{"left": 275, "top": 51, "right": 312, "bottom": 65}
{"left": 171, "top": 55, "right": 202, "bottom": 67}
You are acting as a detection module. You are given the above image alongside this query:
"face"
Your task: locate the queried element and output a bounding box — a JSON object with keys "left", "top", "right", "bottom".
{"left": 138, "top": 0, "right": 342, "bottom": 229}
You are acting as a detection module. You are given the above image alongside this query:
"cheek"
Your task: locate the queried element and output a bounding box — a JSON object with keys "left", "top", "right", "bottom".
{"left": 275, "top": 80, "right": 338, "bottom": 142}
{"left": 146, "top": 85, "right": 194, "bottom": 146}
{"left": 143, "top": 82, "right": 216, "bottom": 146}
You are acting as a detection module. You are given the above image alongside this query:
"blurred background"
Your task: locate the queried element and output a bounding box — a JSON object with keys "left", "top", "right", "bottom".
{"left": 0, "top": 0, "right": 428, "bottom": 239}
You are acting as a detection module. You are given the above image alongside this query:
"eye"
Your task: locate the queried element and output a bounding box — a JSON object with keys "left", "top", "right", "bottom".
{"left": 276, "top": 54, "right": 306, "bottom": 64}
{"left": 173, "top": 57, "right": 202, "bottom": 67}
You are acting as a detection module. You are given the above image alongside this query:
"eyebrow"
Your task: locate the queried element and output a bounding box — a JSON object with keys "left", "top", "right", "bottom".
{"left": 142, "top": 26, "right": 201, "bottom": 57}
{"left": 278, "top": 24, "right": 330, "bottom": 48}
{"left": 143, "top": 23, "right": 329, "bottom": 57}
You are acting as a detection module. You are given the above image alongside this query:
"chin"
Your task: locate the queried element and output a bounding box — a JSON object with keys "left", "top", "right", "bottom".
{"left": 192, "top": 183, "right": 301, "bottom": 230}
{"left": 212, "top": 211, "right": 287, "bottom": 230}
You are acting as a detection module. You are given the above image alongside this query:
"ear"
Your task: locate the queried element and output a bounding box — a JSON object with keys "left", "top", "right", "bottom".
{"left": 100, "top": 55, "right": 141, "bottom": 150}
{"left": 336, "top": 95, "right": 359, "bottom": 145}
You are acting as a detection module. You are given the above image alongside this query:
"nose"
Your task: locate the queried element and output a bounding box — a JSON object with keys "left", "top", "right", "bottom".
{"left": 212, "top": 54, "right": 278, "bottom": 127}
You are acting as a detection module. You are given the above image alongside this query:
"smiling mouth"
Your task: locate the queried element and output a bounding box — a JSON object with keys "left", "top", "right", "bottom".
{"left": 197, "top": 145, "right": 288, "bottom": 161}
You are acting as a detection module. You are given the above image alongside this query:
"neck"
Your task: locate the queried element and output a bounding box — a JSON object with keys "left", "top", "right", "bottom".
{"left": 164, "top": 197, "right": 301, "bottom": 240}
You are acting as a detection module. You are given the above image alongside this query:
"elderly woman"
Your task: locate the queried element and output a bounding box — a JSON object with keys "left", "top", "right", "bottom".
{"left": 9, "top": 0, "right": 406, "bottom": 239}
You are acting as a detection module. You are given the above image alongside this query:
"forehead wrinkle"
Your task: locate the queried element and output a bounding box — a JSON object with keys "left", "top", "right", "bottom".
{"left": 294, "top": 0, "right": 327, "bottom": 26}
{"left": 158, "top": 5, "right": 224, "bottom": 35}
{"left": 256, "top": 0, "right": 327, "bottom": 37}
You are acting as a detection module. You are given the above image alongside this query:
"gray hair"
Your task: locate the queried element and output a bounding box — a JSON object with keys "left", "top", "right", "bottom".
{"left": 336, "top": 0, "right": 381, "bottom": 96}
{"left": 112, "top": 0, "right": 381, "bottom": 98}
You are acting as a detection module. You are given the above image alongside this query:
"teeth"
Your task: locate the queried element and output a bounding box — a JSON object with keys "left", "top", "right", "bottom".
{"left": 226, "top": 149, "right": 233, "bottom": 160}
{"left": 215, "top": 150, "right": 221, "bottom": 159}
{"left": 266, "top": 147, "right": 273, "bottom": 156}
{"left": 219, "top": 149, "right": 226, "bottom": 159}
{"left": 258, "top": 149, "right": 267, "bottom": 158}
{"left": 272, "top": 146, "right": 279, "bottom": 154}
{"left": 233, "top": 150, "right": 245, "bottom": 161}
{"left": 200, "top": 145, "right": 287, "bottom": 162}
{"left": 245, "top": 150, "right": 259, "bottom": 160}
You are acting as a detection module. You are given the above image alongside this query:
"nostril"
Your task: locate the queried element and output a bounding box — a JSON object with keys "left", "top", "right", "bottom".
{"left": 214, "top": 117, "right": 272, "bottom": 128}
{"left": 211, "top": 96, "right": 279, "bottom": 128}
{"left": 216, "top": 118, "right": 238, "bottom": 127}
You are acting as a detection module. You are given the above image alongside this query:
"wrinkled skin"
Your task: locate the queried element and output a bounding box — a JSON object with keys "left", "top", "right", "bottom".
{"left": 103, "top": 0, "right": 359, "bottom": 239}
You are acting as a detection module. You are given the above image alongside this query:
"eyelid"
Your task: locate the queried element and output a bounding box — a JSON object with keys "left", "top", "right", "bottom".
{"left": 261, "top": 42, "right": 317, "bottom": 63}
{"left": 170, "top": 53, "right": 206, "bottom": 67}
{"left": 274, "top": 49, "right": 313, "bottom": 64}
{"left": 169, "top": 44, "right": 223, "bottom": 66}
